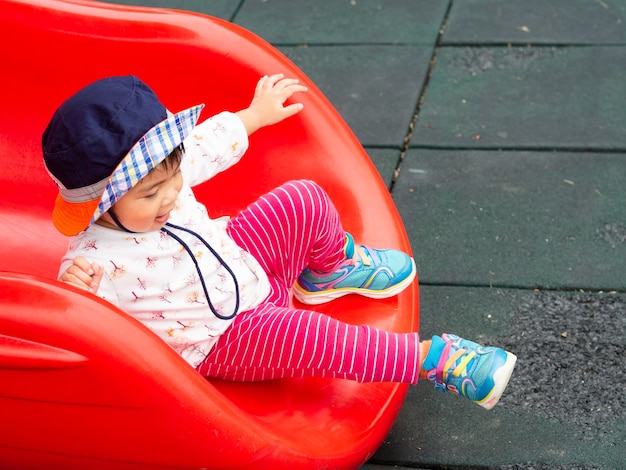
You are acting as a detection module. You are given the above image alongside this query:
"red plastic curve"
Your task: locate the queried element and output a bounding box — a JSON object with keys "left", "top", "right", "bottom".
{"left": 0, "top": 1, "right": 419, "bottom": 468}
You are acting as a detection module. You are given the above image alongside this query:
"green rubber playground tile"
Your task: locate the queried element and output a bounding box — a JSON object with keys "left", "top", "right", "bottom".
{"left": 413, "top": 45, "right": 626, "bottom": 150}
{"left": 365, "top": 148, "right": 402, "bottom": 190}
{"left": 278, "top": 45, "right": 430, "bottom": 147}
{"left": 105, "top": 0, "right": 238, "bottom": 20}
{"left": 394, "top": 148, "right": 626, "bottom": 291}
{"left": 234, "top": 0, "right": 449, "bottom": 46}
{"left": 369, "top": 285, "right": 625, "bottom": 469}
{"left": 105, "top": 1, "right": 432, "bottom": 148}
{"left": 375, "top": 381, "right": 624, "bottom": 469}
{"left": 444, "top": 0, "right": 626, "bottom": 45}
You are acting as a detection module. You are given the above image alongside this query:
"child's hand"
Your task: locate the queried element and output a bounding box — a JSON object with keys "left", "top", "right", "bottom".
{"left": 59, "top": 256, "right": 103, "bottom": 294}
{"left": 236, "top": 73, "right": 308, "bottom": 135}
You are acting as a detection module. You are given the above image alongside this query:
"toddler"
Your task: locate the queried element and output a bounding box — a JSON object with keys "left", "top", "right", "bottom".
{"left": 47, "top": 75, "right": 516, "bottom": 409}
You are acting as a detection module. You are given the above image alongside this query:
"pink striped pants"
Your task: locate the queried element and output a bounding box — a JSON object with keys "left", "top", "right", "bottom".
{"left": 197, "top": 180, "right": 420, "bottom": 384}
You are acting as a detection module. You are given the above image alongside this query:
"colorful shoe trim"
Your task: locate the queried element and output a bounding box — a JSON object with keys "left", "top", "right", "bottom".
{"left": 293, "top": 233, "right": 416, "bottom": 305}
{"left": 425, "top": 333, "right": 517, "bottom": 410}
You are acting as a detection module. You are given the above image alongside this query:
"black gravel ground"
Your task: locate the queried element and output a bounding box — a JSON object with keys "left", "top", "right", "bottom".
{"left": 501, "top": 464, "right": 612, "bottom": 470}
{"left": 498, "top": 291, "right": 626, "bottom": 443}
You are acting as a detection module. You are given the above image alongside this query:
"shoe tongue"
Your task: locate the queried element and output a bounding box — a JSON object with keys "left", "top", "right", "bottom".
{"left": 344, "top": 233, "right": 355, "bottom": 258}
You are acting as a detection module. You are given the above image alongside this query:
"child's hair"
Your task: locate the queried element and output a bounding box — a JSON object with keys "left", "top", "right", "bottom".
{"left": 161, "top": 143, "right": 184, "bottom": 172}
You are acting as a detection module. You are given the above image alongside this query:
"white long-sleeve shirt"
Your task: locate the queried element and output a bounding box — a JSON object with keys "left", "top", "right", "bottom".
{"left": 60, "top": 112, "right": 271, "bottom": 367}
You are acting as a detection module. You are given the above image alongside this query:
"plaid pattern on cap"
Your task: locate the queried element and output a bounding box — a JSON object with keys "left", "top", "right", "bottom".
{"left": 92, "top": 104, "right": 204, "bottom": 223}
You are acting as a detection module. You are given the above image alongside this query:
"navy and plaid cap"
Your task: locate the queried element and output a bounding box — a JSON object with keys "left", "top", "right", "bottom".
{"left": 42, "top": 75, "right": 203, "bottom": 236}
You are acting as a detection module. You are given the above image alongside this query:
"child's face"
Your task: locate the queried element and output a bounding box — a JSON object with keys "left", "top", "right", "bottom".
{"left": 96, "top": 160, "right": 183, "bottom": 232}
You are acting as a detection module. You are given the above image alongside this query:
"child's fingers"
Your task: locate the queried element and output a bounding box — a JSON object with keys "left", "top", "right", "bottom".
{"left": 60, "top": 272, "right": 91, "bottom": 291}
{"left": 281, "top": 102, "right": 305, "bottom": 118}
{"left": 59, "top": 258, "right": 103, "bottom": 292}
{"left": 256, "top": 74, "right": 304, "bottom": 95}
{"left": 280, "top": 83, "right": 308, "bottom": 101}
{"left": 90, "top": 263, "right": 104, "bottom": 292}
{"left": 264, "top": 73, "right": 285, "bottom": 88}
{"left": 274, "top": 78, "right": 306, "bottom": 96}
{"left": 255, "top": 75, "right": 269, "bottom": 95}
{"left": 65, "top": 266, "right": 93, "bottom": 284}
{"left": 254, "top": 74, "right": 282, "bottom": 95}
{"left": 73, "top": 256, "right": 95, "bottom": 275}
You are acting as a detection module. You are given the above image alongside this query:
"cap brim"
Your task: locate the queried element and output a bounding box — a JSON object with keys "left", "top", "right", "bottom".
{"left": 91, "top": 104, "right": 204, "bottom": 223}
{"left": 52, "top": 193, "right": 101, "bottom": 236}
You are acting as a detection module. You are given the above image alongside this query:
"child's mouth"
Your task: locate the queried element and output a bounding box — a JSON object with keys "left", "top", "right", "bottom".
{"left": 155, "top": 212, "right": 170, "bottom": 224}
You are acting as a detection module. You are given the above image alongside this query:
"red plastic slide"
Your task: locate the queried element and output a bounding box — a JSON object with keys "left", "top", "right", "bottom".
{"left": 0, "top": 1, "right": 419, "bottom": 468}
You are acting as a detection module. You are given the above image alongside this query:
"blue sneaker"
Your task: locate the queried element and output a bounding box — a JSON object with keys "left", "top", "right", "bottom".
{"left": 293, "top": 233, "right": 416, "bottom": 305}
{"left": 424, "top": 334, "right": 517, "bottom": 410}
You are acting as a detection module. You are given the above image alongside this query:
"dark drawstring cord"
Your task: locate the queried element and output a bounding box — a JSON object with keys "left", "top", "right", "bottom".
{"left": 161, "top": 223, "right": 240, "bottom": 320}
{"left": 108, "top": 209, "right": 135, "bottom": 234}
{"left": 107, "top": 210, "right": 240, "bottom": 320}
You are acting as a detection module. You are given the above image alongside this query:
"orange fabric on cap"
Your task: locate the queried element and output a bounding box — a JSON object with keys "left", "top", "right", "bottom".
{"left": 52, "top": 194, "right": 101, "bottom": 236}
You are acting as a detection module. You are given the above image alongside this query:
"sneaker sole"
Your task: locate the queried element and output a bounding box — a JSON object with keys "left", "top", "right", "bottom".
{"left": 476, "top": 351, "right": 517, "bottom": 410}
{"left": 293, "top": 259, "right": 416, "bottom": 305}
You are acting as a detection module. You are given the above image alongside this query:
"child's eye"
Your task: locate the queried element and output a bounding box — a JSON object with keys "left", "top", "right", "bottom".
{"left": 144, "top": 191, "right": 158, "bottom": 199}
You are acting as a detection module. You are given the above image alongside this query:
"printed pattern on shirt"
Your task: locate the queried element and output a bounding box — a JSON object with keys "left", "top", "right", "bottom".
{"left": 60, "top": 112, "right": 270, "bottom": 368}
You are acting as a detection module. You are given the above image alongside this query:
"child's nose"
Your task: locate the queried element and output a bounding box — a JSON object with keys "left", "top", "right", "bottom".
{"left": 163, "top": 184, "right": 180, "bottom": 205}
